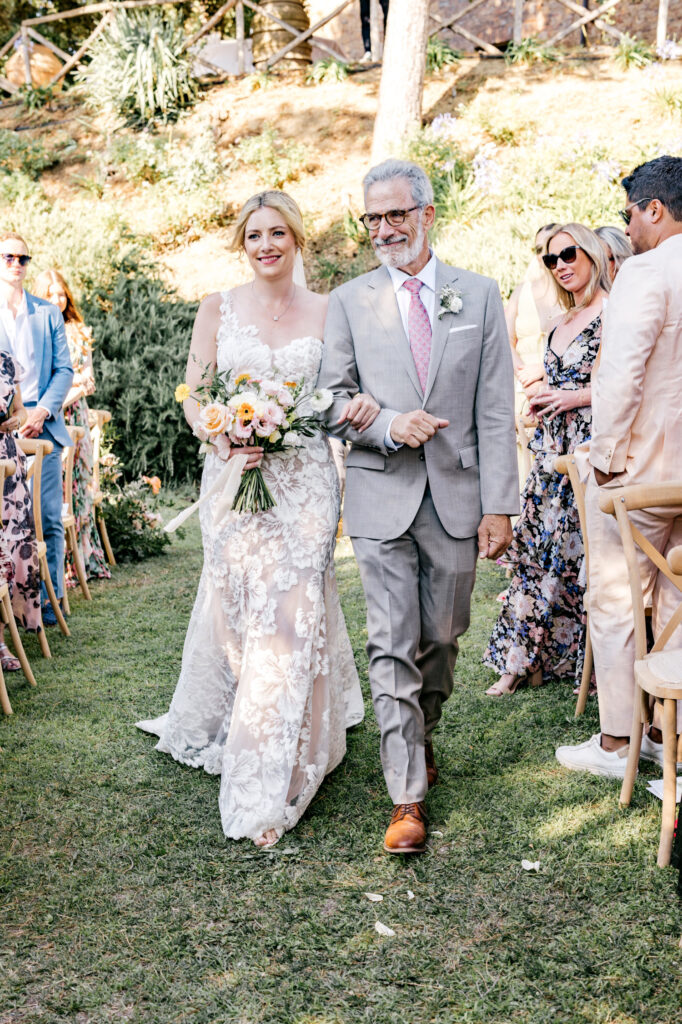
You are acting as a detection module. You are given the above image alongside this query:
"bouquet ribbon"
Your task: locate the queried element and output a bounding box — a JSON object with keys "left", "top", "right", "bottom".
{"left": 163, "top": 453, "right": 249, "bottom": 533}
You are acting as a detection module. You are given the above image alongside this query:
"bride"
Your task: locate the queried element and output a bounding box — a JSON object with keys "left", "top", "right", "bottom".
{"left": 137, "top": 191, "right": 378, "bottom": 847}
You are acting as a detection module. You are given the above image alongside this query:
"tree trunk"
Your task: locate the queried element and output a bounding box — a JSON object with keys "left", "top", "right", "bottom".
{"left": 371, "top": 0, "right": 430, "bottom": 163}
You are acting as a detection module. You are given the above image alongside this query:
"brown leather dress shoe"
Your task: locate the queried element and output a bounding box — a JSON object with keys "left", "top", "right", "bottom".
{"left": 425, "top": 740, "right": 438, "bottom": 788}
{"left": 383, "top": 801, "right": 428, "bottom": 854}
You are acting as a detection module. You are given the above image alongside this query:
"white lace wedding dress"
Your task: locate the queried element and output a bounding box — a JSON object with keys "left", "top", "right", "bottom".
{"left": 137, "top": 292, "right": 364, "bottom": 843}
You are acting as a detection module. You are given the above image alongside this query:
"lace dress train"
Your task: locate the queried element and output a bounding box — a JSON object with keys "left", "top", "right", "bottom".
{"left": 137, "top": 293, "right": 364, "bottom": 842}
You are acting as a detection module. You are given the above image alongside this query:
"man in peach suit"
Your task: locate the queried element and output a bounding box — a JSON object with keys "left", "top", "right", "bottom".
{"left": 556, "top": 155, "right": 682, "bottom": 777}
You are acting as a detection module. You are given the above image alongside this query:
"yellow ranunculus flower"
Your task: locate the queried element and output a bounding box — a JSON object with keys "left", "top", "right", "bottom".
{"left": 268, "top": 430, "right": 281, "bottom": 444}
{"left": 234, "top": 373, "right": 251, "bottom": 386}
{"left": 175, "top": 383, "right": 191, "bottom": 403}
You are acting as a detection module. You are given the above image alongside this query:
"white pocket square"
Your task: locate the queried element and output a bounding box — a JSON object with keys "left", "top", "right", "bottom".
{"left": 448, "top": 324, "right": 478, "bottom": 333}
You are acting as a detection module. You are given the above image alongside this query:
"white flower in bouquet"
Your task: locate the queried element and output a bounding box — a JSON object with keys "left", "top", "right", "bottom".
{"left": 310, "top": 388, "right": 334, "bottom": 412}
{"left": 283, "top": 430, "right": 303, "bottom": 446}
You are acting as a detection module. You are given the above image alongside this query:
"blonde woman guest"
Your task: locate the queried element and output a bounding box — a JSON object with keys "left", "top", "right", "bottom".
{"left": 33, "top": 270, "right": 110, "bottom": 583}
{"left": 595, "top": 225, "right": 632, "bottom": 282}
{"left": 484, "top": 224, "right": 611, "bottom": 695}
{"left": 137, "top": 190, "right": 379, "bottom": 849}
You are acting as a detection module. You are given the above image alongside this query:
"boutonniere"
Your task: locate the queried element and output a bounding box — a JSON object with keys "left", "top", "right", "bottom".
{"left": 437, "top": 284, "right": 463, "bottom": 319}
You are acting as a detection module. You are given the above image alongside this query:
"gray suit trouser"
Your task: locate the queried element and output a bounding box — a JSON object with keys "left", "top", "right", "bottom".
{"left": 352, "top": 486, "right": 478, "bottom": 804}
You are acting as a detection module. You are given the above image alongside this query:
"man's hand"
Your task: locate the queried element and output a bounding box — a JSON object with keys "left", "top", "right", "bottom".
{"left": 389, "top": 411, "right": 449, "bottom": 448}
{"left": 594, "top": 467, "right": 616, "bottom": 486}
{"left": 338, "top": 393, "right": 380, "bottom": 433}
{"left": 477, "top": 514, "right": 512, "bottom": 560}
{"left": 20, "top": 407, "right": 48, "bottom": 439}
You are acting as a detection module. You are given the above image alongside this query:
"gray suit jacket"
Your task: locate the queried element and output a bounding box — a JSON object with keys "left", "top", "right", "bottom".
{"left": 317, "top": 258, "right": 519, "bottom": 540}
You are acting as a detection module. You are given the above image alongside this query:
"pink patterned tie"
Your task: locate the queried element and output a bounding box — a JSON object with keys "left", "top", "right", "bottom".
{"left": 402, "top": 278, "right": 432, "bottom": 391}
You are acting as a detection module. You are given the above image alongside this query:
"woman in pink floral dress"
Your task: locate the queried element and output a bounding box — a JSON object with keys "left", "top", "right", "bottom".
{"left": 33, "top": 270, "right": 110, "bottom": 583}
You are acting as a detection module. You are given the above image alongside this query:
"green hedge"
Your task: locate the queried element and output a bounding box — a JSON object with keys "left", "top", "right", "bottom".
{"left": 84, "top": 261, "right": 199, "bottom": 485}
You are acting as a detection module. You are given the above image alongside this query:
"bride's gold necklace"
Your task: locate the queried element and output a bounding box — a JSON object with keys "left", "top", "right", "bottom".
{"left": 252, "top": 282, "right": 296, "bottom": 322}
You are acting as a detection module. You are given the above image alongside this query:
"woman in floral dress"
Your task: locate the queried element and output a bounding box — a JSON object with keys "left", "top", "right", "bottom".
{"left": 33, "top": 270, "right": 110, "bottom": 583}
{"left": 484, "top": 224, "right": 611, "bottom": 695}
{"left": 0, "top": 352, "right": 41, "bottom": 669}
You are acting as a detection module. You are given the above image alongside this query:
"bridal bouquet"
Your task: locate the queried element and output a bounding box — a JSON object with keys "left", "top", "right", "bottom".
{"left": 176, "top": 369, "right": 333, "bottom": 514}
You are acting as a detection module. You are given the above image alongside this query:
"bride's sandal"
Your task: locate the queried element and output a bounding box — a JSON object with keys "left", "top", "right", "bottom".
{"left": 0, "top": 642, "right": 20, "bottom": 672}
{"left": 254, "top": 828, "right": 281, "bottom": 850}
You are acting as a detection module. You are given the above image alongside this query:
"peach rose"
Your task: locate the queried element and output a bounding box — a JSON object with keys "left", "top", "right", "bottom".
{"left": 199, "top": 402, "right": 233, "bottom": 438}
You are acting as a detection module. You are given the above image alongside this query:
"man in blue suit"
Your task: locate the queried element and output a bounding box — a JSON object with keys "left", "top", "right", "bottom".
{"left": 0, "top": 231, "right": 74, "bottom": 621}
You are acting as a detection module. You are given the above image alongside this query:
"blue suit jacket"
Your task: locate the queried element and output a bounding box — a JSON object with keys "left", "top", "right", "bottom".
{"left": 0, "top": 292, "right": 74, "bottom": 448}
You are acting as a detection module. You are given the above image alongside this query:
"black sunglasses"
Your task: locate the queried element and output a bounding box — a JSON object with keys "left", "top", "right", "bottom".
{"left": 359, "top": 206, "right": 422, "bottom": 230}
{"left": 618, "top": 197, "right": 653, "bottom": 225}
{"left": 542, "top": 245, "right": 582, "bottom": 271}
{"left": 0, "top": 253, "right": 31, "bottom": 267}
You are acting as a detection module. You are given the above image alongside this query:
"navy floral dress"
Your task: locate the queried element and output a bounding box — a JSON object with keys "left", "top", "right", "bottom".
{"left": 484, "top": 314, "right": 601, "bottom": 685}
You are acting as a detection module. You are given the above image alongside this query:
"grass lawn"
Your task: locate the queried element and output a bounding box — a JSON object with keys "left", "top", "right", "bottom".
{"left": 1, "top": 518, "right": 681, "bottom": 1024}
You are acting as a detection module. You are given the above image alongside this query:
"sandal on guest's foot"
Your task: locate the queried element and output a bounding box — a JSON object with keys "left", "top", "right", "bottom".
{"left": 486, "top": 668, "right": 543, "bottom": 697}
{"left": 0, "top": 642, "right": 20, "bottom": 672}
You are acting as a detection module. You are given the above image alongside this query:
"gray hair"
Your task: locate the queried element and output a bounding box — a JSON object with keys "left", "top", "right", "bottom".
{"left": 363, "top": 159, "right": 434, "bottom": 207}
{"left": 595, "top": 225, "right": 632, "bottom": 275}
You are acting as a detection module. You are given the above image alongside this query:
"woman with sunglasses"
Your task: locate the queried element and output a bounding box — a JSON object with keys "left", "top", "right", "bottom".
{"left": 484, "top": 223, "right": 610, "bottom": 696}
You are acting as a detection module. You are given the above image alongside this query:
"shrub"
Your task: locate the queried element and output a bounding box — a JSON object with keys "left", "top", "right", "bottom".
{"left": 403, "top": 117, "right": 472, "bottom": 214}
{"left": 0, "top": 129, "right": 75, "bottom": 179}
{"left": 77, "top": 9, "right": 199, "bottom": 127}
{"left": 306, "top": 58, "right": 349, "bottom": 84}
{"left": 83, "top": 257, "right": 199, "bottom": 483}
{"left": 426, "top": 38, "right": 461, "bottom": 74}
{"left": 613, "top": 34, "right": 654, "bottom": 71}
{"left": 100, "top": 478, "right": 171, "bottom": 562}
{"left": 651, "top": 85, "right": 682, "bottom": 118}
{"left": 504, "top": 37, "right": 558, "bottom": 66}
{"left": 233, "top": 125, "right": 307, "bottom": 188}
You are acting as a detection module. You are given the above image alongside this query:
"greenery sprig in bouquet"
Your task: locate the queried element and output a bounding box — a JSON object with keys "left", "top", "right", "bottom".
{"left": 175, "top": 368, "right": 333, "bottom": 514}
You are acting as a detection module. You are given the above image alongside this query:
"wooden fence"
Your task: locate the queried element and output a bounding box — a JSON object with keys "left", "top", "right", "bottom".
{"left": 0, "top": 0, "right": 676, "bottom": 100}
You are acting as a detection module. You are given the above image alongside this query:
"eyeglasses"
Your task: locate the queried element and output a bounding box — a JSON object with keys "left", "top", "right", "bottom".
{"left": 0, "top": 253, "right": 31, "bottom": 267}
{"left": 359, "top": 206, "right": 422, "bottom": 230}
{"left": 619, "top": 198, "right": 653, "bottom": 225}
{"left": 542, "top": 245, "right": 582, "bottom": 271}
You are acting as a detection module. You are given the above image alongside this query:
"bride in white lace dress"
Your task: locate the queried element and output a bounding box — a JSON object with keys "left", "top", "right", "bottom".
{"left": 137, "top": 192, "right": 377, "bottom": 848}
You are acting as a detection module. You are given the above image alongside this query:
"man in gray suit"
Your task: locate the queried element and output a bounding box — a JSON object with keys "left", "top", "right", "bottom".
{"left": 318, "top": 159, "right": 518, "bottom": 854}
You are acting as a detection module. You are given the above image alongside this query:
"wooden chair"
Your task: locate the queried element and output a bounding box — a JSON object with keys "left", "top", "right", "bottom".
{"left": 18, "top": 438, "right": 70, "bottom": 639}
{"left": 516, "top": 412, "right": 537, "bottom": 483}
{"left": 554, "top": 454, "right": 594, "bottom": 717}
{"left": 599, "top": 482, "right": 682, "bottom": 868}
{"left": 62, "top": 425, "right": 92, "bottom": 606}
{"left": 0, "top": 457, "right": 38, "bottom": 714}
{"left": 87, "top": 408, "right": 116, "bottom": 566}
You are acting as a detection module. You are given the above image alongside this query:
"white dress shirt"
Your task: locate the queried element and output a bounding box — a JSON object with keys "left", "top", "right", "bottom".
{"left": 382, "top": 253, "right": 438, "bottom": 449}
{"left": 0, "top": 290, "right": 42, "bottom": 406}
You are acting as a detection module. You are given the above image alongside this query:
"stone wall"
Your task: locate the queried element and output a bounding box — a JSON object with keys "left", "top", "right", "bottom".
{"left": 307, "top": 1, "right": 680, "bottom": 62}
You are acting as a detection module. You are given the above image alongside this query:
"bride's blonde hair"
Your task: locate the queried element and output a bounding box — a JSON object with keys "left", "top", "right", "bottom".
{"left": 230, "top": 191, "right": 306, "bottom": 252}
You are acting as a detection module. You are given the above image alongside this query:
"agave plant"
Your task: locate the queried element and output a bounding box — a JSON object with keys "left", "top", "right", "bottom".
{"left": 78, "top": 10, "right": 198, "bottom": 127}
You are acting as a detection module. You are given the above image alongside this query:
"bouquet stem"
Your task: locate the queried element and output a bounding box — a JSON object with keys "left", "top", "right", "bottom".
{"left": 232, "top": 466, "right": 275, "bottom": 514}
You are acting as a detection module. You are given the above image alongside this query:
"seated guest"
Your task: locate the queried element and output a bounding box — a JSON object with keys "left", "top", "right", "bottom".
{"left": 484, "top": 224, "right": 611, "bottom": 695}
{"left": 33, "top": 269, "right": 110, "bottom": 583}
{"left": 556, "top": 156, "right": 682, "bottom": 776}
{"left": 0, "top": 351, "right": 41, "bottom": 666}
{"left": 0, "top": 232, "right": 73, "bottom": 625}
{"left": 595, "top": 225, "right": 632, "bottom": 282}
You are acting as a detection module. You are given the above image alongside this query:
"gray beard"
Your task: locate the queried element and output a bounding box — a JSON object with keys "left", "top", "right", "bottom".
{"left": 374, "top": 222, "right": 426, "bottom": 269}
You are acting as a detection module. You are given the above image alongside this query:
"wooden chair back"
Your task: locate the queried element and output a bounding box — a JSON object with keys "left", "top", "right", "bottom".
{"left": 63, "top": 425, "right": 85, "bottom": 519}
{"left": 87, "top": 409, "right": 111, "bottom": 497}
{"left": 16, "top": 438, "right": 54, "bottom": 546}
{"left": 599, "top": 482, "right": 682, "bottom": 661}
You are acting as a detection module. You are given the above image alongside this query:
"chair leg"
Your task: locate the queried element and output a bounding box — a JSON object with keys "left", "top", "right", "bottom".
{"left": 657, "top": 697, "right": 678, "bottom": 868}
{"left": 41, "top": 557, "right": 70, "bottom": 637}
{"left": 575, "top": 621, "right": 593, "bottom": 718}
{"left": 97, "top": 512, "right": 116, "bottom": 566}
{"left": 38, "top": 626, "right": 52, "bottom": 659}
{"left": 68, "top": 524, "right": 92, "bottom": 601}
{"left": 61, "top": 586, "right": 71, "bottom": 616}
{"left": 619, "top": 685, "right": 645, "bottom": 807}
{"left": 1, "top": 592, "right": 36, "bottom": 688}
{"left": 0, "top": 662, "right": 11, "bottom": 715}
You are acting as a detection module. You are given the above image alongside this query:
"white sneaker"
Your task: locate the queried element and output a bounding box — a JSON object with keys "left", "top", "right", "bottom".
{"left": 360, "top": 51, "right": 372, "bottom": 64}
{"left": 639, "top": 730, "right": 682, "bottom": 771}
{"left": 555, "top": 733, "right": 629, "bottom": 778}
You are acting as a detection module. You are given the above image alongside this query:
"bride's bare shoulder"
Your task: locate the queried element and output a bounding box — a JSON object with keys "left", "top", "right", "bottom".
{"left": 301, "top": 288, "right": 328, "bottom": 313}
